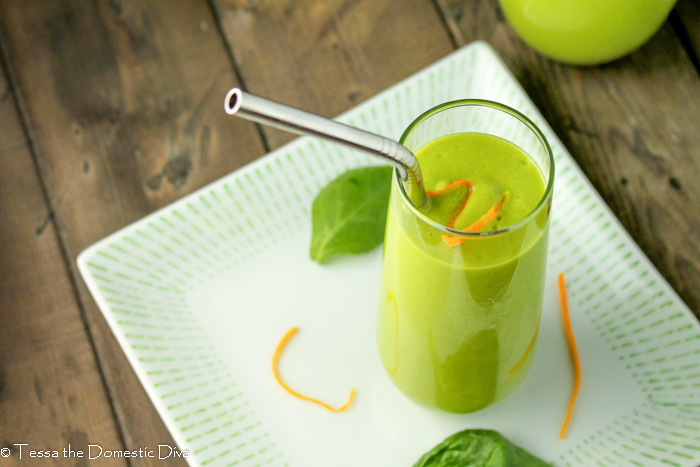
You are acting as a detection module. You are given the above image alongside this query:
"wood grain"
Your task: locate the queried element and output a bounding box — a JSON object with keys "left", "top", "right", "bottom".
{"left": 0, "top": 62, "right": 126, "bottom": 465}
{"left": 675, "top": 0, "right": 700, "bottom": 66}
{"left": 0, "top": 0, "right": 266, "bottom": 464}
{"left": 211, "top": 0, "right": 455, "bottom": 149}
{"left": 436, "top": 0, "right": 700, "bottom": 317}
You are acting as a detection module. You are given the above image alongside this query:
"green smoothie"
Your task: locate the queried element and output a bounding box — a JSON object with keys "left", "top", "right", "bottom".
{"left": 377, "top": 132, "right": 550, "bottom": 413}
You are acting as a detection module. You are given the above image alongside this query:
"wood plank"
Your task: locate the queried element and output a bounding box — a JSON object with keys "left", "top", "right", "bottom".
{"left": 211, "top": 0, "right": 455, "bottom": 149}
{"left": 675, "top": 0, "right": 700, "bottom": 66}
{"left": 0, "top": 0, "right": 266, "bottom": 464}
{"left": 0, "top": 62, "right": 126, "bottom": 464}
{"left": 436, "top": 0, "right": 700, "bottom": 317}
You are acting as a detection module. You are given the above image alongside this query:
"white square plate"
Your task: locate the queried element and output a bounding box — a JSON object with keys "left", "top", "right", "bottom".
{"left": 79, "top": 42, "right": 700, "bottom": 467}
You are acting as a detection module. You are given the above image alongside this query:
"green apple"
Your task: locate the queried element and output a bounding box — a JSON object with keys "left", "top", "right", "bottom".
{"left": 499, "top": 0, "right": 677, "bottom": 65}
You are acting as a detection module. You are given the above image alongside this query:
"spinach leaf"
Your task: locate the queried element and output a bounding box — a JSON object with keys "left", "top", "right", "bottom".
{"left": 413, "top": 429, "right": 552, "bottom": 467}
{"left": 310, "top": 166, "right": 392, "bottom": 264}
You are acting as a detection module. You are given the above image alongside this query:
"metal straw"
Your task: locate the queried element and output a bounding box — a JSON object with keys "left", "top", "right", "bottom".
{"left": 224, "top": 88, "right": 427, "bottom": 208}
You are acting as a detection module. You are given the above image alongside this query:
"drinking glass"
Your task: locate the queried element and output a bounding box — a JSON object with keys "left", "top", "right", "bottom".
{"left": 377, "top": 100, "right": 554, "bottom": 413}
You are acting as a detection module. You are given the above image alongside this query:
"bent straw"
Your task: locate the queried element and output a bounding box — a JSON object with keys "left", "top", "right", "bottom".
{"left": 224, "top": 87, "right": 427, "bottom": 208}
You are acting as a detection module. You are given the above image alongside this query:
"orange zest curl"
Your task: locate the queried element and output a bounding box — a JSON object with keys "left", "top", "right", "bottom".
{"left": 508, "top": 315, "right": 542, "bottom": 375}
{"left": 426, "top": 180, "right": 473, "bottom": 229}
{"left": 272, "top": 326, "right": 356, "bottom": 413}
{"left": 558, "top": 273, "right": 580, "bottom": 439}
{"left": 442, "top": 191, "right": 511, "bottom": 247}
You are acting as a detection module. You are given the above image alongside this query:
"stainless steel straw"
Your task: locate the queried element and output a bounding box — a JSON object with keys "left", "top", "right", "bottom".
{"left": 224, "top": 88, "right": 428, "bottom": 208}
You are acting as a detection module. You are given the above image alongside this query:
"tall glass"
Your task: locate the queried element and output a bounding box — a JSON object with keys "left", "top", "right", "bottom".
{"left": 377, "top": 100, "right": 554, "bottom": 413}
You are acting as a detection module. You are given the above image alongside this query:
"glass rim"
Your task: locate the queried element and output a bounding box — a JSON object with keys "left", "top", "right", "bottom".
{"left": 396, "top": 98, "right": 555, "bottom": 237}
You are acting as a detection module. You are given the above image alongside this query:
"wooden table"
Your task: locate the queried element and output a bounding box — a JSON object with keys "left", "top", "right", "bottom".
{"left": 1, "top": 1, "right": 699, "bottom": 465}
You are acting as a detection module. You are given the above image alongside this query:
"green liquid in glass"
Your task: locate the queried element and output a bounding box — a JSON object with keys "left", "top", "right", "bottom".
{"left": 378, "top": 132, "right": 550, "bottom": 413}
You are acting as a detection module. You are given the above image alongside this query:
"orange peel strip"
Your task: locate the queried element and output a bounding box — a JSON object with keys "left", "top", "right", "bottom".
{"left": 508, "top": 315, "right": 542, "bottom": 375}
{"left": 558, "top": 273, "right": 580, "bottom": 439}
{"left": 426, "top": 180, "right": 473, "bottom": 229}
{"left": 443, "top": 191, "right": 511, "bottom": 247}
{"left": 272, "top": 326, "right": 356, "bottom": 412}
